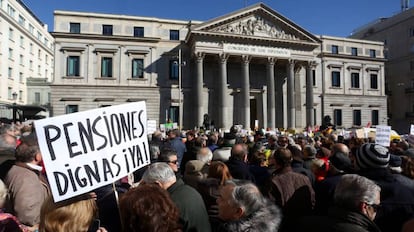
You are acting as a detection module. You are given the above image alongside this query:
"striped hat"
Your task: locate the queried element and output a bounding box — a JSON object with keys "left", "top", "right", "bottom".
{"left": 356, "top": 143, "right": 390, "bottom": 169}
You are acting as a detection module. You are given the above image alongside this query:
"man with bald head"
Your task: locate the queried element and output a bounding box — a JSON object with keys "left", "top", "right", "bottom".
{"left": 225, "top": 144, "right": 255, "bottom": 181}
{"left": 331, "top": 142, "right": 350, "bottom": 157}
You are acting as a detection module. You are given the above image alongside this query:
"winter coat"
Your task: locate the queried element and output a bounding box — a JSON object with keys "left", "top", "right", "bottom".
{"left": 168, "top": 179, "right": 211, "bottom": 232}
{"left": 213, "top": 200, "right": 281, "bottom": 232}
{"left": 295, "top": 206, "right": 381, "bottom": 232}
{"left": 265, "top": 166, "right": 315, "bottom": 232}
{"left": 225, "top": 159, "right": 255, "bottom": 182}
{"left": 5, "top": 162, "right": 49, "bottom": 226}
{"left": 358, "top": 168, "right": 414, "bottom": 232}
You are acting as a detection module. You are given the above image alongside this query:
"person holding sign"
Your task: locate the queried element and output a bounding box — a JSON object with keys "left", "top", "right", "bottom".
{"left": 4, "top": 132, "right": 50, "bottom": 227}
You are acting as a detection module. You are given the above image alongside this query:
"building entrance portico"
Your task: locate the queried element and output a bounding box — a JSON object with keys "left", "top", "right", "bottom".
{"left": 185, "top": 3, "right": 320, "bottom": 130}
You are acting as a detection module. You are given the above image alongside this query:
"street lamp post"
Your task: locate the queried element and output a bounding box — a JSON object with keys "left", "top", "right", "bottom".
{"left": 12, "top": 92, "right": 17, "bottom": 123}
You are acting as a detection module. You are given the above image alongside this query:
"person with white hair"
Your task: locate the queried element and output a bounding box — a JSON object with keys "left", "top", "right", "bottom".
{"left": 214, "top": 179, "right": 281, "bottom": 232}
{"left": 142, "top": 163, "right": 211, "bottom": 232}
{"left": 183, "top": 147, "right": 213, "bottom": 188}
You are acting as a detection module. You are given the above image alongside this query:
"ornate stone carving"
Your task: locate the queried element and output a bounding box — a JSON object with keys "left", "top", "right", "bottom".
{"left": 212, "top": 15, "right": 299, "bottom": 40}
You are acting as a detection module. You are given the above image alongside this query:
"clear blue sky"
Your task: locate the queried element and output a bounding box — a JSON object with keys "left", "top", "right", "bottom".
{"left": 23, "top": 0, "right": 410, "bottom": 37}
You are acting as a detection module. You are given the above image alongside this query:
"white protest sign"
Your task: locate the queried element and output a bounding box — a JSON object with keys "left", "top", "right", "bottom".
{"left": 410, "top": 124, "right": 414, "bottom": 135}
{"left": 147, "top": 120, "right": 157, "bottom": 135}
{"left": 375, "top": 125, "right": 391, "bottom": 147}
{"left": 34, "top": 102, "right": 150, "bottom": 202}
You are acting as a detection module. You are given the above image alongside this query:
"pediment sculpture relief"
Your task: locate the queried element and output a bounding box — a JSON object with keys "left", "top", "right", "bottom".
{"left": 211, "top": 15, "right": 299, "bottom": 40}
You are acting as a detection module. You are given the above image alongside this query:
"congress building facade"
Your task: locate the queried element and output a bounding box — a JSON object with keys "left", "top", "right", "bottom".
{"left": 51, "top": 3, "right": 387, "bottom": 130}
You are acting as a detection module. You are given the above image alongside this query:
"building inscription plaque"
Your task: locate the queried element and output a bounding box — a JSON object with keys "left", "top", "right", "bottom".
{"left": 223, "top": 43, "right": 291, "bottom": 58}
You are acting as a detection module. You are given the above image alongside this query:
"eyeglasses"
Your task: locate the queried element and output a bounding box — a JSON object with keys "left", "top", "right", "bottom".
{"left": 367, "top": 203, "right": 381, "bottom": 212}
{"left": 167, "top": 160, "right": 178, "bottom": 164}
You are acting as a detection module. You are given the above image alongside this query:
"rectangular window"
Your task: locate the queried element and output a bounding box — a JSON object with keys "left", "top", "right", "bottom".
{"left": 312, "top": 70, "right": 316, "bottom": 86}
{"left": 8, "top": 87, "right": 12, "bottom": 99}
{"left": 169, "top": 30, "right": 179, "bottom": 40}
{"left": 169, "top": 106, "right": 179, "bottom": 123}
{"left": 351, "top": 47, "right": 358, "bottom": 56}
{"left": 29, "top": 43, "right": 33, "bottom": 53}
{"left": 18, "top": 15, "right": 25, "bottom": 26}
{"left": 70, "top": 22, "right": 80, "bottom": 33}
{"left": 19, "top": 72, "right": 23, "bottom": 82}
{"left": 35, "top": 92, "right": 40, "bottom": 103}
{"left": 370, "top": 74, "right": 378, "bottom": 89}
{"left": 67, "top": 56, "right": 80, "bottom": 76}
{"left": 29, "top": 24, "right": 34, "bottom": 34}
{"left": 65, "top": 105, "right": 78, "bottom": 114}
{"left": 66, "top": 56, "right": 80, "bottom": 77}
{"left": 8, "top": 67, "right": 12, "bottom": 78}
{"left": 101, "top": 57, "right": 113, "bottom": 77}
{"left": 351, "top": 73, "right": 360, "bottom": 88}
{"left": 19, "top": 55, "right": 23, "bottom": 65}
{"left": 369, "top": 49, "right": 376, "bottom": 58}
{"left": 19, "top": 90, "right": 22, "bottom": 101}
{"left": 8, "top": 48, "right": 13, "bottom": 59}
{"left": 331, "top": 71, "right": 341, "bottom": 87}
{"left": 132, "top": 58, "right": 144, "bottom": 78}
{"left": 331, "top": 45, "right": 338, "bottom": 54}
{"left": 169, "top": 59, "right": 179, "bottom": 80}
{"left": 333, "top": 109, "right": 342, "bottom": 126}
{"left": 102, "top": 25, "right": 113, "bottom": 35}
{"left": 133, "top": 26, "right": 144, "bottom": 37}
{"left": 37, "top": 31, "right": 42, "bottom": 41}
{"left": 372, "top": 110, "right": 379, "bottom": 126}
{"left": 353, "top": 110, "right": 361, "bottom": 126}
{"left": 7, "top": 4, "right": 15, "bottom": 17}
{"left": 9, "top": 28, "right": 13, "bottom": 40}
{"left": 19, "top": 36, "right": 24, "bottom": 47}
{"left": 29, "top": 60, "right": 33, "bottom": 69}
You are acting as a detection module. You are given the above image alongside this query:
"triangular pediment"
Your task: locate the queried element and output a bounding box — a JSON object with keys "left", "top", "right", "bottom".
{"left": 188, "top": 3, "right": 320, "bottom": 44}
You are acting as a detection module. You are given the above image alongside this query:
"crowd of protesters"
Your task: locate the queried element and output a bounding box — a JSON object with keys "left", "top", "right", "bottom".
{"left": 2, "top": 121, "right": 414, "bottom": 232}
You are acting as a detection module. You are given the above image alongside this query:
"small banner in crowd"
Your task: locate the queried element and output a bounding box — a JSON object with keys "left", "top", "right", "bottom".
{"left": 34, "top": 102, "right": 150, "bottom": 202}
{"left": 375, "top": 125, "right": 391, "bottom": 147}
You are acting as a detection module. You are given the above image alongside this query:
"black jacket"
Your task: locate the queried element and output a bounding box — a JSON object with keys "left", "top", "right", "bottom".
{"left": 296, "top": 206, "right": 381, "bottom": 232}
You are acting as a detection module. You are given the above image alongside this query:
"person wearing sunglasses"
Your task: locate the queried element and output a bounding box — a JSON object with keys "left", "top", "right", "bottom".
{"left": 295, "top": 174, "right": 381, "bottom": 232}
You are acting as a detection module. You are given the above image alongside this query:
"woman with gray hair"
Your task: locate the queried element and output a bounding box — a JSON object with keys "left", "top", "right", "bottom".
{"left": 215, "top": 179, "right": 281, "bottom": 232}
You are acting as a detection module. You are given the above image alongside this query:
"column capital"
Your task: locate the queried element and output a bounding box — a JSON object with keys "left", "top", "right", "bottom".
{"left": 242, "top": 55, "right": 251, "bottom": 64}
{"left": 307, "top": 60, "right": 318, "bottom": 69}
{"left": 195, "top": 52, "right": 205, "bottom": 62}
{"left": 219, "top": 53, "right": 229, "bottom": 63}
{"left": 267, "top": 57, "right": 277, "bottom": 65}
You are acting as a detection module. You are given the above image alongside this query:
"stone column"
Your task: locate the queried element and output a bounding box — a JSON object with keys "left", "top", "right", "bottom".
{"left": 218, "top": 53, "right": 229, "bottom": 129}
{"left": 241, "top": 55, "right": 251, "bottom": 130}
{"left": 267, "top": 57, "right": 276, "bottom": 130}
{"left": 306, "top": 61, "right": 315, "bottom": 127}
{"left": 195, "top": 52, "right": 204, "bottom": 128}
{"left": 287, "top": 59, "right": 295, "bottom": 129}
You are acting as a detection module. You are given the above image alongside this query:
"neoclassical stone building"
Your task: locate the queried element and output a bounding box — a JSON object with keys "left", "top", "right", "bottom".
{"left": 51, "top": 3, "right": 387, "bottom": 130}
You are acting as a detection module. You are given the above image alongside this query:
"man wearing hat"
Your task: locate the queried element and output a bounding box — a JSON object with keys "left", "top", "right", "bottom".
{"left": 356, "top": 143, "right": 414, "bottom": 232}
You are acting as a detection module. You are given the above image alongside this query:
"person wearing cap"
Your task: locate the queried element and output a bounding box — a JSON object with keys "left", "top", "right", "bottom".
{"left": 355, "top": 143, "right": 414, "bottom": 232}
